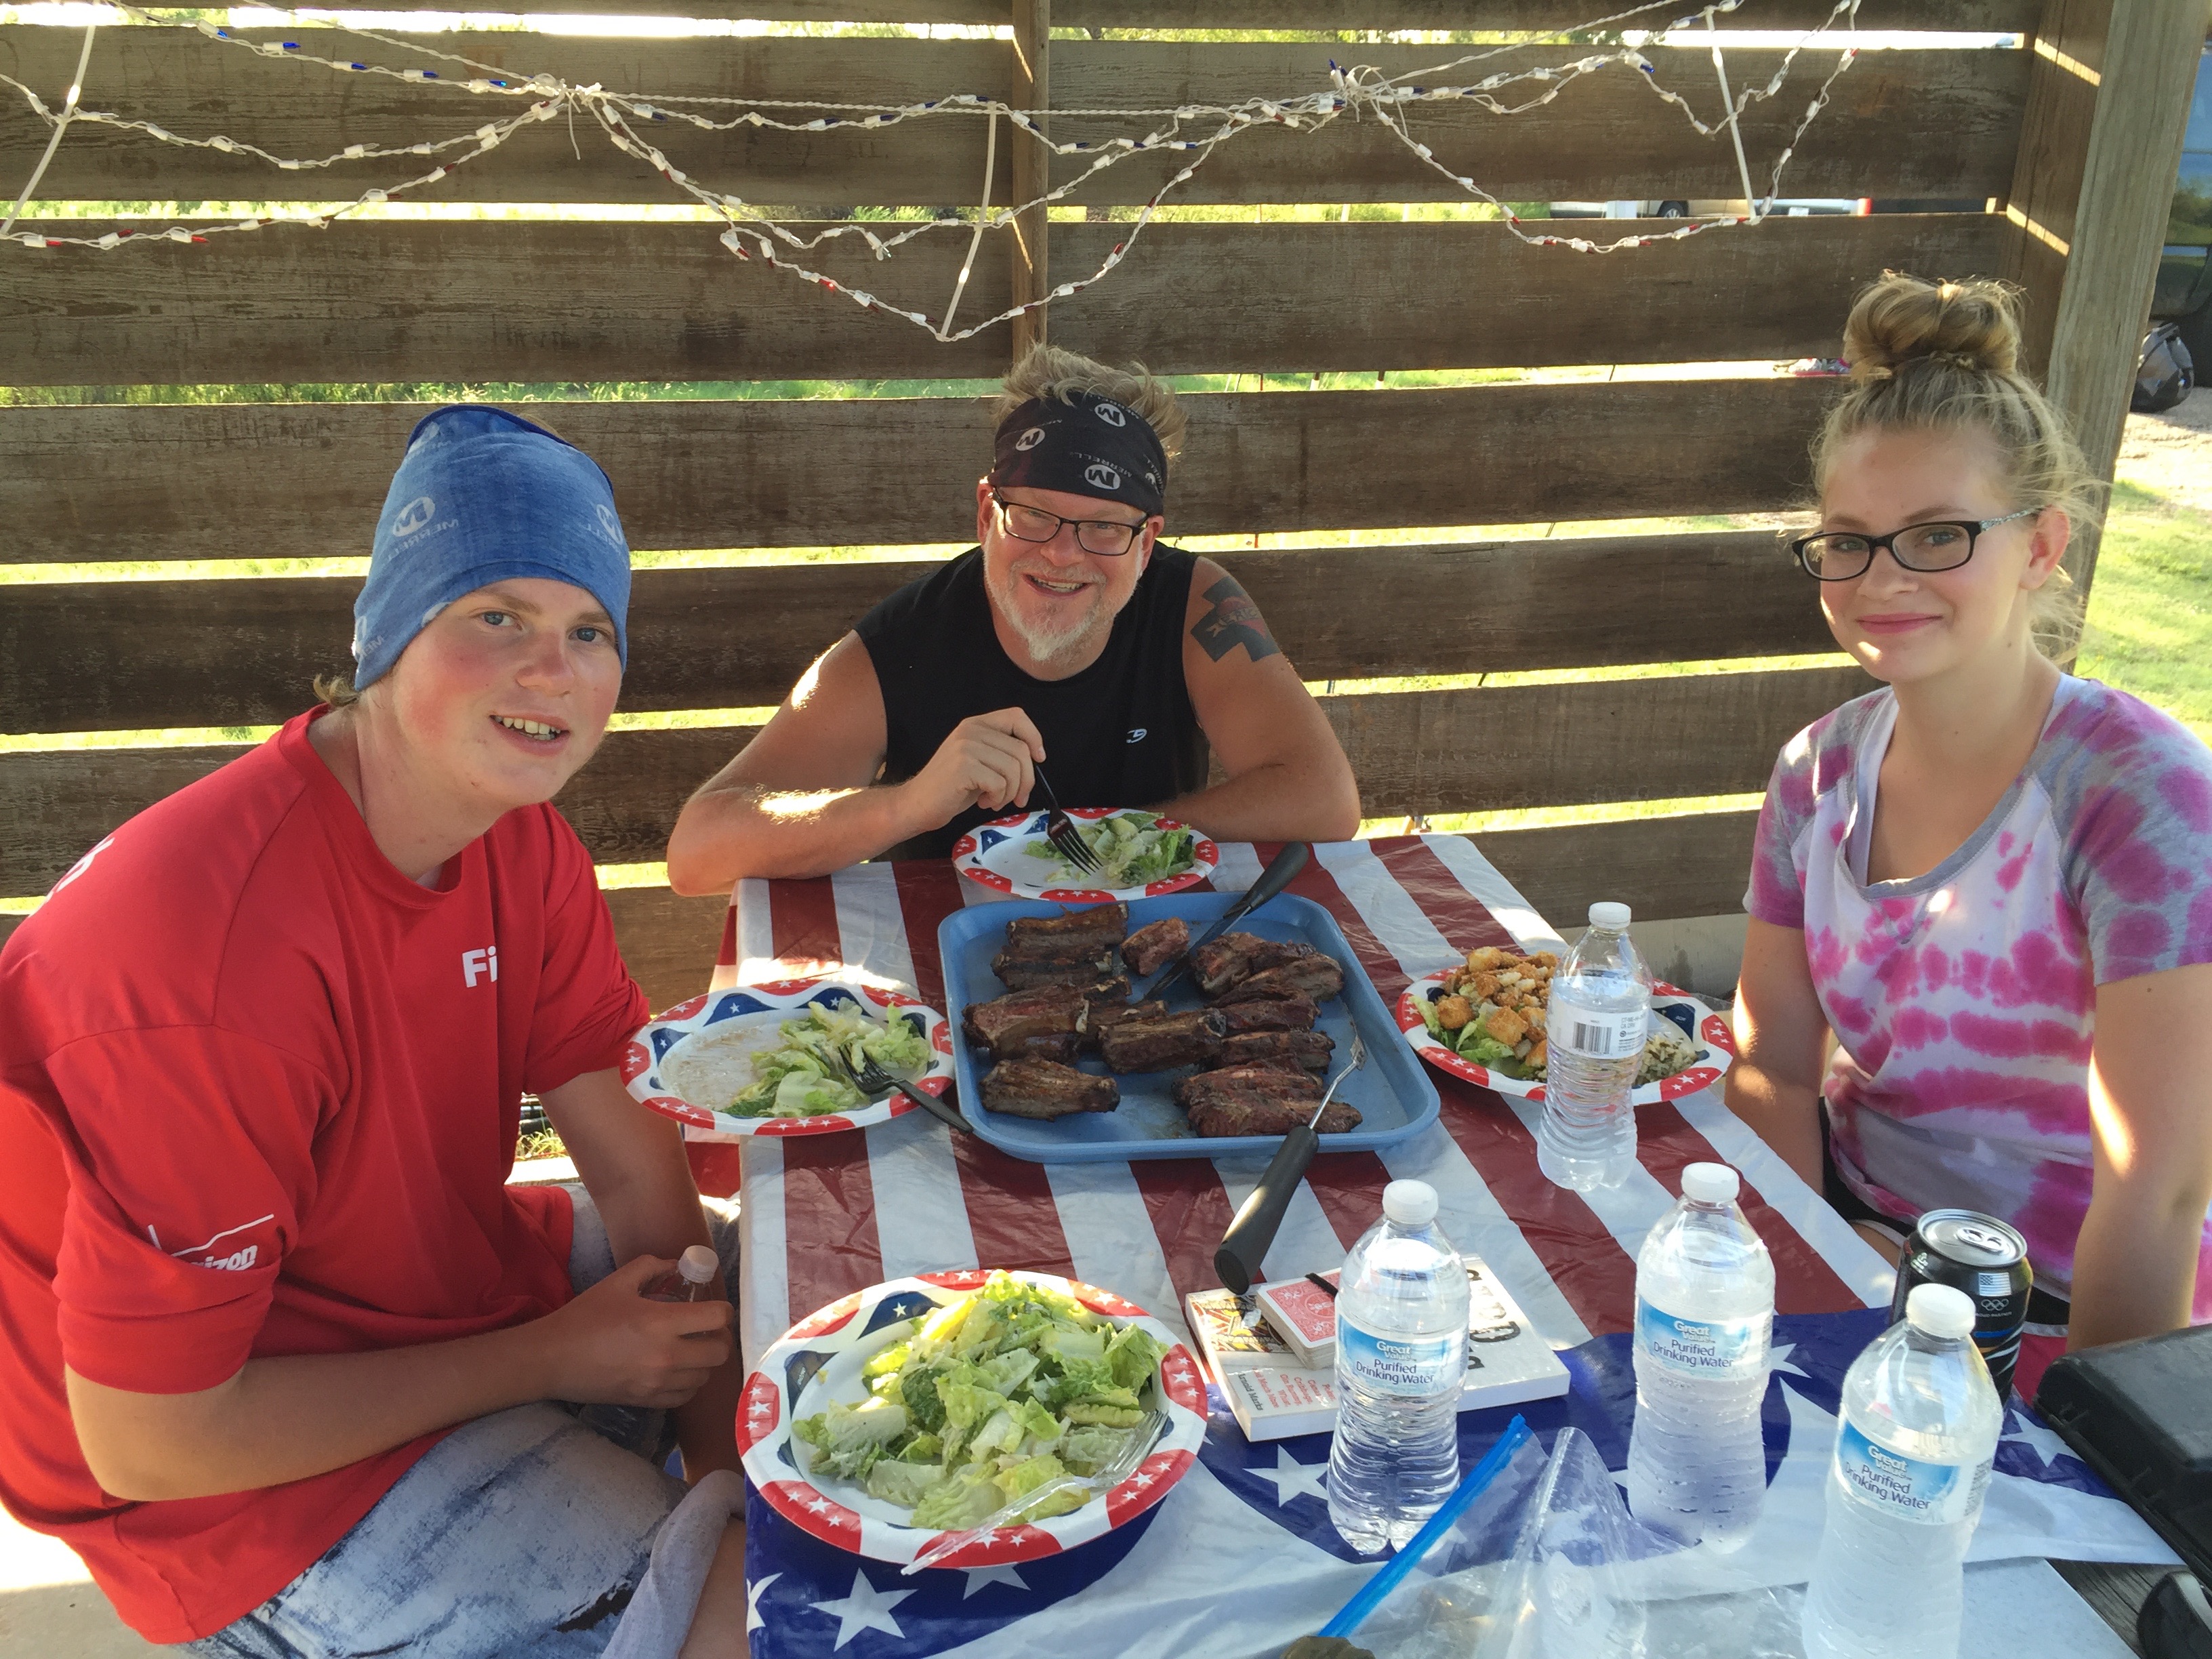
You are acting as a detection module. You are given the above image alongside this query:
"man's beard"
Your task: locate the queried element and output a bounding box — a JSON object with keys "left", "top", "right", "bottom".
{"left": 985, "top": 560, "right": 1114, "bottom": 664}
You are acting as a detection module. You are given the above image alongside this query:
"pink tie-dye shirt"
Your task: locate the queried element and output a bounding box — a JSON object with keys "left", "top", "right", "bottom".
{"left": 1747, "top": 675, "right": 2212, "bottom": 1312}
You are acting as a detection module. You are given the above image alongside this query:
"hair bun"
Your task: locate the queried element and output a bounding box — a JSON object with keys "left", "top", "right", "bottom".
{"left": 1843, "top": 271, "right": 2021, "bottom": 382}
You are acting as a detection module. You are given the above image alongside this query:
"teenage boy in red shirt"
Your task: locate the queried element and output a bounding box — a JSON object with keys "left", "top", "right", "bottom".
{"left": 0, "top": 407, "right": 750, "bottom": 1656}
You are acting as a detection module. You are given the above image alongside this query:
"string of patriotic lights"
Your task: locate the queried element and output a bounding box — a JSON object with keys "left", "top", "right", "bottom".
{"left": 0, "top": 0, "right": 1864, "bottom": 343}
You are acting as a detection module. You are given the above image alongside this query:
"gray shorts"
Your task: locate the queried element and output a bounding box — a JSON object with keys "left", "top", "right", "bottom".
{"left": 178, "top": 1190, "right": 741, "bottom": 1659}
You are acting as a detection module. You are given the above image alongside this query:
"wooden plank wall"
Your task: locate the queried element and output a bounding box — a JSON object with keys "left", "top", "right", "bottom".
{"left": 0, "top": 1, "right": 2165, "bottom": 1006}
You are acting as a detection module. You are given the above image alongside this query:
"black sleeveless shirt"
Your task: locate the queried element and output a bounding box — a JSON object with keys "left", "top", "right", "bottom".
{"left": 854, "top": 546, "right": 1208, "bottom": 859}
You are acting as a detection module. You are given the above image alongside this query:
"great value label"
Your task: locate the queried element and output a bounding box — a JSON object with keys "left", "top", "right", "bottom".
{"left": 1337, "top": 1318, "right": 1465, "bottom": 1399}
{"left": 1635, "top": 1297, "right": 1768, "bottom": 1375}
{"left": 1550, "top": 996, "right": 1648, "bottom": 1061}
{"left": 1835, "top": 1422, "right": 1992, "bottom": 1525}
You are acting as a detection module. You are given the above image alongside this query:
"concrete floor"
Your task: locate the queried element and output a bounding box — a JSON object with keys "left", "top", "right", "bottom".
{"left": 0, "top": 1504, "right": 156, "bottom": 1656}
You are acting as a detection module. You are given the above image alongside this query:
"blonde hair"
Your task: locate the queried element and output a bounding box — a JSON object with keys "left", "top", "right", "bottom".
{"left": 314, "top": 672, "right": 361, "bottom": 708}
{"left": 1813, "top": 272, "right": 2099, "bottom": 657}
{"left": 994, "top": 344, "right": 1187, "bottom": 470}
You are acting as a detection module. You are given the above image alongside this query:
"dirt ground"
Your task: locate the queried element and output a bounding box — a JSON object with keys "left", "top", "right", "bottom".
{"left": 2116, "top": 394, "right": 2212, "bottom": 506}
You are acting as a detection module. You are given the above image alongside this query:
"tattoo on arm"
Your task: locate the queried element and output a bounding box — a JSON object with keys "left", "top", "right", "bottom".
{"left": 1190, "top": 575, "right": 1282, "bottom": 663}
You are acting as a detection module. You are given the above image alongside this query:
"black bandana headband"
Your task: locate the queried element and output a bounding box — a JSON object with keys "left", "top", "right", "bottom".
{"left": 988, "top": 390, "right": 1168, "bottom": 520}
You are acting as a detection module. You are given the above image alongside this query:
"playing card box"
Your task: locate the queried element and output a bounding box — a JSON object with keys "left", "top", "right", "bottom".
{"left": 1185, "top": 1257, "right": 1569, "bottom": 1442}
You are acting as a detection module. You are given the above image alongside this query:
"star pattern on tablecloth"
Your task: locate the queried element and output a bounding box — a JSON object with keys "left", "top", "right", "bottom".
{"left": 2001, "top": 1406, "right": 2078, "bottom": 1469}
{"left": 960, "top": 1563, "right": 1029, "bottom": 1599}
{"left": 1768, "top": 1341, "right": 1811, "bottom": 1380}
{"left": 1250, "top": 1446, "right": 1330, "bottom": 1507}
{"left": 809, "top": 1568, "right": 917, "bottom": 1650}
{"left": 746, "top": 1572, "right": 781, "bottom": 1634}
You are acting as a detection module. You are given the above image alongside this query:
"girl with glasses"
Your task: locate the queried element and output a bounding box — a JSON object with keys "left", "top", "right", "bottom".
{"left": 1727, "top": 273, "right": 2212, "bottom": 1401}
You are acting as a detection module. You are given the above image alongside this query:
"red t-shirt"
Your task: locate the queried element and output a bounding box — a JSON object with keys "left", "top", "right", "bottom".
{"left": 0, "top": 710, "right": 649, "bottom": 1642}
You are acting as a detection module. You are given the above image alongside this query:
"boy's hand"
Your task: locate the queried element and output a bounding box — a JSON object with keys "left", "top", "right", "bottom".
{"left": 537, "top": 1254, "right": 735, "bottom": 1408}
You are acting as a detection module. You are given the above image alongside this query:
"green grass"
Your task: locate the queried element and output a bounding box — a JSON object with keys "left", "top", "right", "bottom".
{"left": 2074, "top": 478, "right": 2212, "bottom": 745}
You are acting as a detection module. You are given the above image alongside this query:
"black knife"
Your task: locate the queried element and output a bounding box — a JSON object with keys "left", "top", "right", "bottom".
{"left": 1145, "top": 841, "right": 1312, "bottom": 1002}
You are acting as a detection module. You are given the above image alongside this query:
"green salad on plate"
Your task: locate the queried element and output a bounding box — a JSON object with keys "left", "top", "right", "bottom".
{"left": 791, "top": 1271, "right": 1166, "bottom": 1529}
{"left": 1020, "top": 811, "right": 1195, "bottom": 890}
{"left": 722, "top": 1004, "right": 930, "bottom": 1118}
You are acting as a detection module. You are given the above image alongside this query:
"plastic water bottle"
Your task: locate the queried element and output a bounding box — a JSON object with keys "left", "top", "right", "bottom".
{"left": 643, "top": 1245, "right": 720, "bottom": 1304}
{"left": 1327, "top": 1179, "right": 1471, "bottom": 1553}
{"left": 1625, "top": 1162, "right": 1776, "bottom": 1550}
{"left": 1538, "top": 901, "right": 1652, "bottom": 1191}
{"left": 1801, "top": 1284, "right": 2003, "bottom": 1659}
{"left": 580, "top": 1246, "right": 720, "bottom": 1449}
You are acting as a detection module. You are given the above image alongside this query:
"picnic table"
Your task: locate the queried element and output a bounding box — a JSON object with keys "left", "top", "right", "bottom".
{"left": 689, "top": 835, "right": 2177, "bottom": 1659}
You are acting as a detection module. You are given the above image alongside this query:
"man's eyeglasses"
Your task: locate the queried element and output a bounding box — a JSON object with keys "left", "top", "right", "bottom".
{"left": 989, "top": 491, "right": 1148, "bottom": 558}
{"left": 1791, "top": 507, "right": 2041, "bottom": 581}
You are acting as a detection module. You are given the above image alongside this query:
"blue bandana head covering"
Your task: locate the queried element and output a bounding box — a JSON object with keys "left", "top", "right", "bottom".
{"left": 351, "top": 405, "right": 632, "bottom": 691}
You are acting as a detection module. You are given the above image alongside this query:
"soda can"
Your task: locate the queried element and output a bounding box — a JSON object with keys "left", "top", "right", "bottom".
{"left": 1890, "top": 1209, "right": 2034, "bottom": 1397}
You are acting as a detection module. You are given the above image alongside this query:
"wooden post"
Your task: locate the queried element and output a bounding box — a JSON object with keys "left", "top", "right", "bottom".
{"left": 1010, "top": 0, "right": 1050, "bottom": 363}
{"left": 2002, "top": 0, "right": 2203, "bottom": 603}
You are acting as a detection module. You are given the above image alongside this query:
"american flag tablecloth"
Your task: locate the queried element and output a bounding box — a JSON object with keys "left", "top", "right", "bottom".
{"left": 690, "top": 836, "right": 2172, "bottom": 1658}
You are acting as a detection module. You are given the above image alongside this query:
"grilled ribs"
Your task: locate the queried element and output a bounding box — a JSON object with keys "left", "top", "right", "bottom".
{"left": 1189, "top": 932, "right": 1269, "bottom": 996}
{"left": 1083, "top": 999, "right": 1168, "bottom": 1052}
{"left": 1214, "top": 993, "right": 1319, "bottom": 1033}
{"left": 1215, "top": 956, "right": 1346, "bottom": 1007}
{"left": 1122, "top": 916, "right": 1189, "bottom": 977}
{"left": 1097, "top": 1009, "right": 1227, "bottom": 1074}
{"left": 1002, "top": 903, "right": 1128, "bottom": 956}
{"left": 990, "top": 949, "right": 1121, "bottom": 992}
{"left": 1176, "top": 1065, "right": 1361, "bottom": 1136}
{"left": 962, "top": 979, "right": 1130, "bottom": 1060}
{"left": 979, "top": 1057, "right": 1121, "bottom": 1120}
{"left": 1004, "top": 1031, "right": 1084, "bottom": 1065}
{"left": 1220, "top": 1029, "right": 1335, "bottom": 1072}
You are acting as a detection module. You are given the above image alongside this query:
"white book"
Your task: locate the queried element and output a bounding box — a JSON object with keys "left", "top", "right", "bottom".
{"left": 1185, "top": 1256, "right": 1570, "bottom": 1443}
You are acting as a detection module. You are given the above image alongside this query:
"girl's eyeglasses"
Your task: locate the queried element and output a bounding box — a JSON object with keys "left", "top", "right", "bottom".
{"left": 1791, "top": 507, "right": 2041, "bottom": 581}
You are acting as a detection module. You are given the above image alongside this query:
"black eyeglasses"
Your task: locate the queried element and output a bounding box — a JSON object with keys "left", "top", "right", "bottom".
{"left": 989, "top": 491, "right": 1148, "bottom": 558}
{"left": 1791, "top": 508, "right": 2041, "bottom": 581}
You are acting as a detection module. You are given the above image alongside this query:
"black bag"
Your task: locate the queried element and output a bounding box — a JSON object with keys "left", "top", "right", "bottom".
{"left": 2135, "top": 322, "right": 2196, "bottom": 413}
{"left": 2036, "top": 1322, "right": 2212, "bottom": 1582}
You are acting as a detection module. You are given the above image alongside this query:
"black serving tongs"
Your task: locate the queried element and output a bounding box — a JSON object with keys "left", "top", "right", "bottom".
{"left": 1214, "top": 1029, "right": 1370, "bottom": 1294}
{"left": 1143, "top": 841, "right": 1312, "bottom": 1002}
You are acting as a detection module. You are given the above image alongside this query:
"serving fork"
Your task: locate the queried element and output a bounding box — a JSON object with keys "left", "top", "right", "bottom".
{"left": 1213, "top": 1029, "right": 1370, "bottom": 1294}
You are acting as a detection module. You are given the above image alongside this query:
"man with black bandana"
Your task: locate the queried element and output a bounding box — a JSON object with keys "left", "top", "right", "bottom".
{"left": 665, "top": 346, "right": 1359, "bottom": 886}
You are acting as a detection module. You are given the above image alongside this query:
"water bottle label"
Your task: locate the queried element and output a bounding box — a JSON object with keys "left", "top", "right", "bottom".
{"left": 1835, "top": 1422, "right": 1992, "bottom": 1525}
{"left": 1635, "top": 1297, "right": 1767, "bottom": 1374}
{"left": 1550, "top": 995, "right": 1648, "bottom": 1060}
{"left": 1336, "top": 1316, "right": 1464, "bottom": 1399}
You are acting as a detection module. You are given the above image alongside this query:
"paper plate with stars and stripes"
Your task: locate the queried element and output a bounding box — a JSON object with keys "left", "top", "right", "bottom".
{"left": 737, "top": 1269, "right": 1208, "bottom": 1568}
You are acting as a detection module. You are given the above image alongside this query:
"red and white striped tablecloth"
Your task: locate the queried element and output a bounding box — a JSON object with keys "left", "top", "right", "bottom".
{"left": 691, "top": 834, "right": 1887, "bottom": 1370}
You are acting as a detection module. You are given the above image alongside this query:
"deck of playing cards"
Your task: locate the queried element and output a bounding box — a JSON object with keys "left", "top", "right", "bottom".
{"left": 1185, "top": 1257, "right": 1570, "bottom": 1441}
{"left": 1254, "top": 1273, "right": 1340, "bottom": 1366}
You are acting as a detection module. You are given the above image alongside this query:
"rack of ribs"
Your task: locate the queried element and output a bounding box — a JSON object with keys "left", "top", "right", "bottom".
{"left": 1214, "top": 993, "right": 1319, "bottom": 1034}
{"left": 1121, "top": 916, "right": 1189, "bottom": 977}
{"left": 1097, "top": 1009, "right": 1227, "bottom": 1074}
{"left": 1191, "top": 933, "right": 1333, "bottom": 996}
{"left": 1082, "top": 998, "right": 1167, "bottom": 1052}
{"left": 1219, "top": 1029, "right": 1335, "bottom": 1073}
{"left": 1176, "top": 1065, "right": 1361, "bottom": 1136}
{"left": 979, "top": 1057, "right": 1121, "bottom": 1120}
{"left": 990, "top": 949, "right": 1122, "bottom": 991}
{"left": 962, "top": 980, "right": 1130, "bottom": 1061}
{"left": 991, "top": 902, "right": 1130, "bottom": 991}
{"left": 1215, "top": 954, "right": 1346, "bottom": 1007}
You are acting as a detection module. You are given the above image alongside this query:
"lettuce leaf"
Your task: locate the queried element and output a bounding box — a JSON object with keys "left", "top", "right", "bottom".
{"left": 864, "top": 1458, "right": 945, "bottom": 1508}
{"left": 910, "top": 1467, "right": 1005, "bottom": 1531}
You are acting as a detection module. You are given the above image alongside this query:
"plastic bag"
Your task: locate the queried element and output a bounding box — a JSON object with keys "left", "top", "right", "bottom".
{"left": 1342, "top": 1429, "right": 1806, "bottom": 1659}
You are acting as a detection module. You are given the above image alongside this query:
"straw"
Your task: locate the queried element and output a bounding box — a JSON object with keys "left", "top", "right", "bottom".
{"left": 1315, "top": 1414, "right": 1536, "bottom": 1641}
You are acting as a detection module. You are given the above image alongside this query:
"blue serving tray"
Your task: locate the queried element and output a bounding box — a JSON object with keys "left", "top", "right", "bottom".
{"left": 937, "top": 890, "right": 1441, "bottom": 1164}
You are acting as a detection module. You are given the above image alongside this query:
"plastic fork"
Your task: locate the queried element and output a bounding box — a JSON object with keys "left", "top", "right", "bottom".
{"left": 1029, "top": 766, "right": 1103, "bottom": 876}
{"left": 829, "top": 1031, "right": 974, "bottom": 1136}
{"left": 1213, "top": 1029, "right": 1371, "bottom": 1294}
{"left": 902, "top": 1409, "right": 1166, "bottom": 1574}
